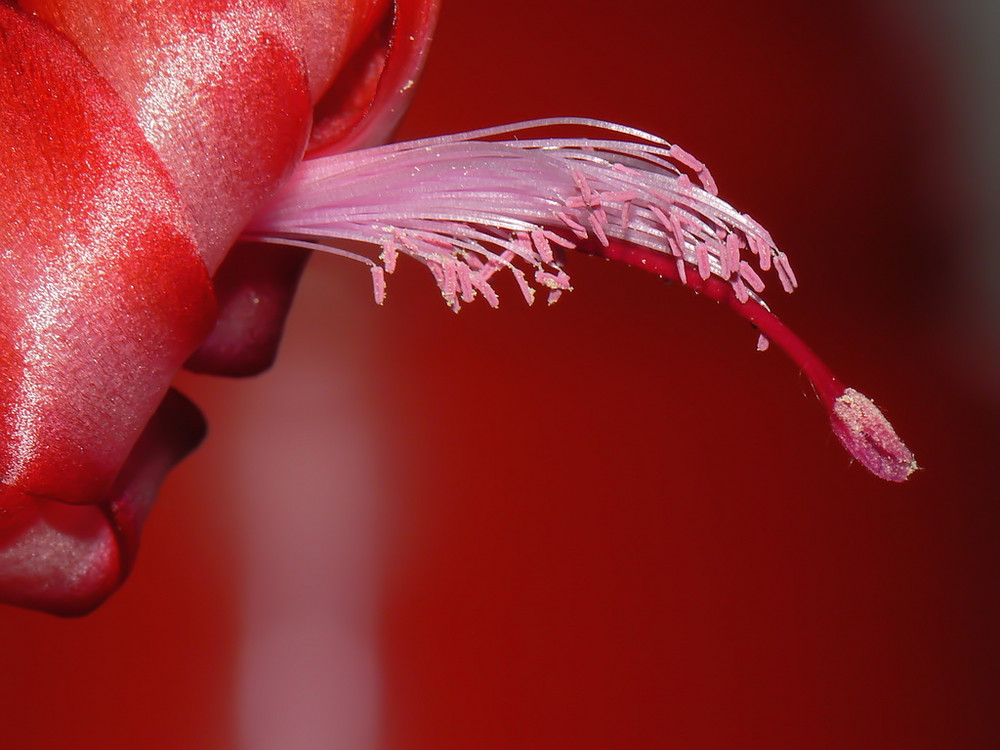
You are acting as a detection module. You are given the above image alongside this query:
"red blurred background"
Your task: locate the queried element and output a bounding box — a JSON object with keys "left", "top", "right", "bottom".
{"left": 1, "top": 1, "right": 997, "bottom": 748}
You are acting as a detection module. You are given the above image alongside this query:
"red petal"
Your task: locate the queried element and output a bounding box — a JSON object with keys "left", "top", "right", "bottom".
{"left": 0, "top": 389, "right": 206, "bottom": 615}
{"left": 309, "top": 0, "right": 441, "bottom": 153}
{"left": 0, "top": 6, "right": 213, "bottom": 507}
{"left": 22, "top": 0, "right": 315, "bottom": 270}
{"left": 185, "top": 241, "right": 311, "bottom": 377}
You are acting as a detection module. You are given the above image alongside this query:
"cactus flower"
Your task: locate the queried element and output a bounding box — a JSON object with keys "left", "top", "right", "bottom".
{"left": 0, "top": 0, "right": 912, "bottom": 616}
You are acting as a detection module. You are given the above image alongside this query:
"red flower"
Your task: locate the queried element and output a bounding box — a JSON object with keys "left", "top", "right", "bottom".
{"left": 0, "top": 0, "right": 910, "bottom": 617}
{"left": 0, "top": 0, "right": 437, "bottom": 614}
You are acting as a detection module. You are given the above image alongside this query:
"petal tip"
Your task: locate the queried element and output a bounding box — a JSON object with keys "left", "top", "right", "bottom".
{"left": 0, "top": 495, "right": 122, "bottom": 616}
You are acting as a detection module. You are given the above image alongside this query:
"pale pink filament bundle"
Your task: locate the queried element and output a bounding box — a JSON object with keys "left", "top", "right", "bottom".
{"left": 248, "top": 118, "right": 791, "bottom": 311}
{"left": 247, "top": 118, "right": 916, "bottom": 483}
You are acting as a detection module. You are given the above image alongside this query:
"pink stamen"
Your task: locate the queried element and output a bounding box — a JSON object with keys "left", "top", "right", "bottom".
{"left": 535, "top": 269, "right": 572, "bottom": 290}
{"left": 425, "top": 234, "right": 456, "bottom": 251}
{"left": 612, "top": 162, "right": 640, "bottom": 176}
{"left": 667, "top": 236, "right": 683, "bottom": 259}
{"left": 511, "top": 267, "right": 536, "bottom": 306}
{"left": 599, "top": 190, "right": 638, "bottom": 204}
{"left": 510, "top": 233, "right": 537, "bottom": 265}
{"left": 589, "top": 212, "right": 609, "bottom": 247}
{"left": 543, "top": 229, "right": 576, "bottom": 250}
{"left": 442, "top": 259, "right": 458, "bottom": 299}
{"left": 669, "top": 143, "right": 717, "bottom": 195}
{"left": 775, "top": 252, "right": 798, "bottom": 290}
{"left": 746, "top": 232, "right": 768, "bottom": 269}
{"left": 696, "top": 243, "right": 711, "bottom": 280}
{"left": 572, "top": 168, "right": 594, "bottom": 206}
{"left": 725, "top": 233, "right": 741, "bottom": 276}
{"left": 739, "top": 260, "right": 766, "bottom": 294}
{"left": 669, "top": 214, "right": 686, "bottom": 253}
{"left": 719, "top": 243, "right": 732, "bottom": 279}
{"left": 733, "top": 277, "right": 750, "bottom": 304}
{"left": 556, "top": 211, "right": 589, "bottom": 239}
{"left": 470, "top": 274, "right": 499, "bottom": 308}
{"left": 381, "top": 240, "right": 398, "bottom": 274}
{"left": 651, "top": 205, "right": 671, "bottom": 233}
{"left": 371, "top": 265, "right": 386, "bottom": 305}
{"left": 531, "top": 228, "right": 554, "bottom": 264}
{"left": 669, "top": 143, "right": 704, "bottom": 174}
{"left": 457, "top": 261, "right": 475, "bottom": 303}
{"left": 774, "top": 252, "right": 796, "bottom": 293}
{"left": 754, "top": 234, "right": 773, "bottom": 272}
{"left": 699, "top": 167, "right": 718, "bottom": 197}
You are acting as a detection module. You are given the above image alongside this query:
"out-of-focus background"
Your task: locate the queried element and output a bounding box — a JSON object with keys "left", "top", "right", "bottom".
{"left": 1, "top": 1, "right": 997, "bottom": 748}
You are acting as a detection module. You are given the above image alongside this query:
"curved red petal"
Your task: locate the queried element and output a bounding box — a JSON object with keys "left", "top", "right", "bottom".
{"left": 185, "top": 241, "right": 311, "bottom": 377}
{"left": 0, "top": 6, "right": 215, "bottom": 613}
{"left": 309, "top": 0, "right": 441, "bottom": 154}
{"left": 0, "top": 5, "right": 215, "bottom": 506}
{"left": 21, "top": 0, "right": 315, "bottom": 270}
{"left": 0, "top": 496, "right": 121, "bottom": 616}
{"left": 0, "top": 388, "right": 205, "bottom": 615}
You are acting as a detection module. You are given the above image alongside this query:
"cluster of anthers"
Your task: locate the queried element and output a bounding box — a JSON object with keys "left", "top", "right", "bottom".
{"left": 246, "top": 118, "right": 916, "bottom": 482}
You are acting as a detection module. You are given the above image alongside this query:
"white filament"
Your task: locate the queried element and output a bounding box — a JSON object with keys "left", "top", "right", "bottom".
{"left": 245, "top": 119, "right": 794, "bottom": 310}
